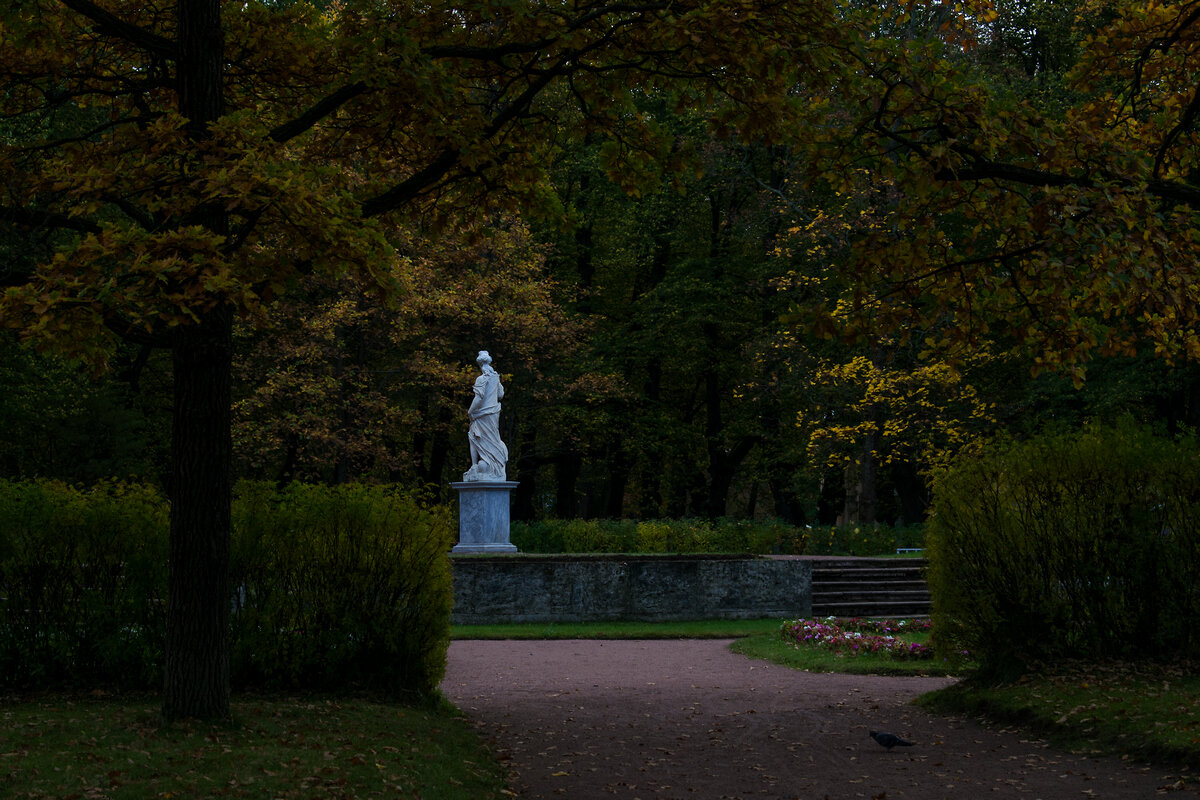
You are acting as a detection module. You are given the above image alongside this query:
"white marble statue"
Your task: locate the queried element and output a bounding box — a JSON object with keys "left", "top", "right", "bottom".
{"left": 464, "top": 350, "right": 508, "bottom": 481}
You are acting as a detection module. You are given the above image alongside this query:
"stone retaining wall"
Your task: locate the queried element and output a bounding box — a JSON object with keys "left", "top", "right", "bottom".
{"left": 450, "top": 555, "right": 812, "bottom": 624}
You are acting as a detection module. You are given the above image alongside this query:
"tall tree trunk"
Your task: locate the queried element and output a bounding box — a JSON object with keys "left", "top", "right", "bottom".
{"left": 842, "top": 431, "right": 878, "bottom": 526}
{"left": 892, "top": 460, "right": 927, "bottom": 526}
{"left": 331, "top": 328, "right": 351, "bottom": 484}
{"left": 859, "top": 431, "right": 878, "bottom": 525}
{"left": 633, "top": 360, "right": 664, "bottom": 518}
{"left": 555, "top": 453, "right": 580, "bottom": 519}
{"left": 768, "top": 477, "right": 806, "bottom": 525}
{"left": 705, "top": 435, "right": 756, "bottom": 519}
{"left": 164, "top": 0, "right": 231, "bottom": 722}
{"left": 164, "top": 307, "right": 233, "bottom": 721}
{"left": 602, "top": 440, "right": 629, "bottom": 519}
{"left": 512, "top": 422, "right": 539, "bottom": 521}
{"left": 699, "top": 348, "right": 757, "bottom": 519}
{"left": 275, "top": 432, "right": 300, "bottom": 489}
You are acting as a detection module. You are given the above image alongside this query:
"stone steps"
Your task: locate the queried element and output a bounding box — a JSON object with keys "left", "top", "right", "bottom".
{"left": 809, "top": 558, "right": 930, "bottom": 618}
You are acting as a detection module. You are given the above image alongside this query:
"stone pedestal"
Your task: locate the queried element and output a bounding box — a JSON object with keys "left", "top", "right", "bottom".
{"left": 450, "top": 481, "right": 519, "bottom": 554}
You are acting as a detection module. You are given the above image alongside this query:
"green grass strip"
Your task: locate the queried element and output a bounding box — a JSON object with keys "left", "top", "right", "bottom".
{"left": 451, "top": 618, "right": 783, "bottom": 639}
{"left": 729, "top": 632, "right": 968, "bottom": 677}
{"left": 0, "top": 695, "right": 509, "bottom": 799}
{"left": 918, "top": 661, "right": 1200, "bottom": 771}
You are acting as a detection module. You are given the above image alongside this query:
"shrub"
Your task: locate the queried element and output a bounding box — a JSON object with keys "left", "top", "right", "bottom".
{"left": 508, "top": 519, "right": 565, "bottom": 552}
{"left": 510, "top": 517, "right": 918, "bottom": 556}
{"left": 230, "top": 482, "right": 454, "bottom": 699}
{"left": 927, "top": 422, "right": 1200, "bottom": 676}
{"left": 805, "top": 523, "right": 922, "bottom": 556}
{"left": 635, "top": 521, "right": 672, "bottom": 552}
{"left": 0, "top": 479, "right": 454, "bottom": 698}
{"left": 0, "top": 480, "right": 169, "bottom": 690}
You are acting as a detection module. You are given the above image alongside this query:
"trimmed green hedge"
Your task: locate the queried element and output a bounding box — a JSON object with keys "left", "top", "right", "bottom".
{"left": 230, "top": 482, "right": 453, "bottom": 698}
{"left": 928, "top": 422, "right": 1200, "bottom": 676}
{"left": 509, "top": 518, "right": 923, "bottom": 556}
{"left": 0, "top": 480, "right": 168, "bottom": 689}
{"left": 0, "top": 480, "right": 453, "bottom": 697}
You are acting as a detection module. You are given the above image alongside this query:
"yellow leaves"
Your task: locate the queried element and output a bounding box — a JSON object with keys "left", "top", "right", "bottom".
{"left": 802, "top": 344, "right": 997, "bottom": 473}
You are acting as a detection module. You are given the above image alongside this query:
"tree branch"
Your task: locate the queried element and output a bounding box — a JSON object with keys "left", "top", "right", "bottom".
{"left": 360, "top": 147, "right": 461, "bottom": 218}
{"left": 1153, "top": 81, "right": 1200, "bottom": 178}
{"left": 103, "top": 309, "right": 171, "bottom": 347}
{"left": 359, "top": 51, "right": 572, "bottom": 217}
{"left": 269, "top": 0, "right": 668, "bottom": 150}
{"left": 0, "top": 205, "right": 103, "bottom": 234}
{"left": 58, "top": 0, "right": 175, "bottom": 58}
{"left": 935, "top": 156, "right": 1200, "bottom": 209}
{"left": 421, "top": 38, "right": 559, "bottom": 61}
{"left": 269, "top": 81, "right": 368, "bottom": 144}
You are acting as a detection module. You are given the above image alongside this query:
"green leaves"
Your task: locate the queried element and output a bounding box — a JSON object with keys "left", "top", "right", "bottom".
{"left": 928, "top": 421, "right": 1200, "bottom": 672}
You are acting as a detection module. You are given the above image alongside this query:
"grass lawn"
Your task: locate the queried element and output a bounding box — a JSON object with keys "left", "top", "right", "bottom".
{"left": 919, "top": 661, "right": 1200, "bottom": 770}
{"left": 451, "top": 617, "right": 782, "bottom": 639}
{"left": 0, "top": 694, "right": 509, "bottom": 799}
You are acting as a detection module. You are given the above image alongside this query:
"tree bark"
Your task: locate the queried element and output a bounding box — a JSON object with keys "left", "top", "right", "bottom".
{"left": 842, "top": 431, "right": 878, "bottom": 526}
{"left": 705, "top": 434, "right": 756, "bottom": 519}
{"left": 512, "top": 423, "right": 539, "bottom": 521}
{"left": 163, "top": 0, "right": 231, "bottom": 722}
{"left": 768, "top": 477, "right": 806, "bottom": 526}
{"left": 602, "top": 440, "right": 629, "bottom": 519}
{"left": 163, "top": 307, "right": 233, "bottom": 721}
{"left": 555, "top": 452, "right": 581, "bottom": 519}
{"left": 891, "top": 460, "right": 927, "bottom": 527}
{"left": 699, "top": 353, "right": 758, "bottom": 519}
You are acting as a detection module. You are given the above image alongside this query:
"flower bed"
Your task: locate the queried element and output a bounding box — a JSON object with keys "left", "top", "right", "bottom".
{"left": 780, "top": 616, "right": 933, "bottom": 660}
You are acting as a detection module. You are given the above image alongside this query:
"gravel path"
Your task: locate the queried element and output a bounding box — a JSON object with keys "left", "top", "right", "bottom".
{"left": 442, "top": 639, "right": 1195, "bottom": 799}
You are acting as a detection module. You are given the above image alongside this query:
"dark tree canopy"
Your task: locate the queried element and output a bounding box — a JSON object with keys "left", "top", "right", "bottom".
{"left": 6, "top": 0, "right": 1200, "bottom": 720}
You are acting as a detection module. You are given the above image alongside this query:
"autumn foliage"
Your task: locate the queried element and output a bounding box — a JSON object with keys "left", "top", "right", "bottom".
{"left": 801, "top": 0, "right": 1200, "bottom": 379}
{"left": 7, "top": 0, "right": 1200, "bottom": 715}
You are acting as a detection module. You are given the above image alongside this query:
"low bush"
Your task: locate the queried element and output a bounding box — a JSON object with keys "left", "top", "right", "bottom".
{"left": 0, "top": 479, "right": 454, "bottom": 699}
{"left": 927, "top": 421, "right": 1200, "bottom": 676}
{"left": 509, "top": 517, "right": 920, "bottom": 556}
{"left": 230, "top": 481, "right": 454, "bottom": 698}
{"left": 507, "top": 519, "right": 566, "bottom": 551}
{"left": 0, "top": 480, "right": 168, "bottom": 690}
{"left": 558, "top": 518, "right": 636, "bottom": 552}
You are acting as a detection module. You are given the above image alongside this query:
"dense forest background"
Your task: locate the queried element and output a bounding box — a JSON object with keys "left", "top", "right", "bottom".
{"left": 8, "top": 150, "right": 1200, "bottom": 528}
{"left": 5, "top": 0, "right": 1200, "bottom": 528}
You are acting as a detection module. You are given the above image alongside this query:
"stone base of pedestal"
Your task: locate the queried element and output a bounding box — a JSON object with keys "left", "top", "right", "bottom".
{"left": 450, "top": 480, "right": 519, "bottom": 554}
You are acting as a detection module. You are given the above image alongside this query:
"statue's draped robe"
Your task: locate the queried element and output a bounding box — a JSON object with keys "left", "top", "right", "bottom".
{"left": 466, "top": 366, "right": 507, "bottom": 479}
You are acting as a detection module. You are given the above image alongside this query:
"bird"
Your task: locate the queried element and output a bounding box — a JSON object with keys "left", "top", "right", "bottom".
{"left": 869, "top": 730, "right": 914, "bottom": 750}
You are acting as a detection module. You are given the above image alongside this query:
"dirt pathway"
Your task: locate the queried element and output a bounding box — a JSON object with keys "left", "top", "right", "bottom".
{"left": 443, "top": 639, "right": 1194, "bottom": 799}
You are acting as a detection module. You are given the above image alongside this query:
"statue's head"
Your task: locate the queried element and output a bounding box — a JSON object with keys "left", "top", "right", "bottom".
{"left": 476, "top": 350, "right": 492, "bottom": 366}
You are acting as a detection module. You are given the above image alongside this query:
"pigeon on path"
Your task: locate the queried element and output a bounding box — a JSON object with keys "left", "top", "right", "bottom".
{"left": 869, "top": 730, "right": 914, "bottom": 750}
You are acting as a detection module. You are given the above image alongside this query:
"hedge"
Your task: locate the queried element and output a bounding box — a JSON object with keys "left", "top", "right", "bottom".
{"left": 0, "top": 480, "right": 454, "bottom": 698}
{"left": 509, "top": 517, "right": 924, "bottom": 556}
{"left": 927, "top": 421, "right": 1200, "bottom": 676}
{"left": 230, "top": 481, "right": 453, "bottom": 698}
{"left": 0, "top": 480, "right": 168, "bottom": 689}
